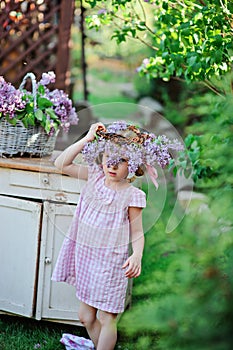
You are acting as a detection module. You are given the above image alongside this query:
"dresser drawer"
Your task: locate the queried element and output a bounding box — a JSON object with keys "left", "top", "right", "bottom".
{"left": 0, "top": 167, "right": 85, "bottom": 204}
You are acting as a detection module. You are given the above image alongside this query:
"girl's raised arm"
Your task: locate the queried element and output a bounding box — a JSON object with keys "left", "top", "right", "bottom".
{"left": 54, "top": 122, "right": 105, "bottom": 180}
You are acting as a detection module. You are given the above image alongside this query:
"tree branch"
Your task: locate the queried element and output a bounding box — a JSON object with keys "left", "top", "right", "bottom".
{"left": 198, "top": 0, "right": 206, "bottom": 6}
{"left": 113, "top": 19, "right": 158, "bottom": 50}
{"left": 203, "top": 80, "right": 225, "bottom": 98}
{"left": 134, "top": 35, "right": 159, "bottom": 51}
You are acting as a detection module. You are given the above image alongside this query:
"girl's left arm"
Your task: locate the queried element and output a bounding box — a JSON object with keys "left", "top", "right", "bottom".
{"left": 122, "top": 207, "right": 144, "bottom": 278}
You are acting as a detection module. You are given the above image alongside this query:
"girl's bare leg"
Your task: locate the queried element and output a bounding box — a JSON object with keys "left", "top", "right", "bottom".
{"left": 78, "top": 302, "right": 101, "bottom": 348}
{"left": 97, "top": 311, "right": 118, "bottom": 350}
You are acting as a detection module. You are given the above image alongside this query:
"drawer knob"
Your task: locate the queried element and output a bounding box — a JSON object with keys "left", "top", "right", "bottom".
{"left": 44, "top": 257, "right": 51, "bottom": 264}
{"left": 42, "top": 177, "right": 49, "bottom": 184}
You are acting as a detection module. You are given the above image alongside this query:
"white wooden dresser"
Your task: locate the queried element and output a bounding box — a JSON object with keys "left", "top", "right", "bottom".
{"left": 0, "top": 153, "right": 85, "bottom": 325}
{"left": 0, "top": 153, "right": 132, "bottom": 325}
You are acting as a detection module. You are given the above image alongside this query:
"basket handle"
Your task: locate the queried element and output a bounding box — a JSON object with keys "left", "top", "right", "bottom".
{"left": 19, "top": 72, "right": 37, "bottom": 111}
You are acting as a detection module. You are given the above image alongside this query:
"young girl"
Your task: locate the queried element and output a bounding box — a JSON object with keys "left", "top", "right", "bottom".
{"left": 52, "top": 121, "right": 182, "bottom": 350}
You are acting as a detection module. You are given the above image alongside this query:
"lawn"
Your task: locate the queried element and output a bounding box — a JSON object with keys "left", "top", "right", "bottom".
{"left": 0, "top": 312, "right": 154, "bottom": 350}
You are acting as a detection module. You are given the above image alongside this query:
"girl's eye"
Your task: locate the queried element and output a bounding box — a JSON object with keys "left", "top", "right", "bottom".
{"left": 119, "top": 158, "right": 127, "bottom": 163}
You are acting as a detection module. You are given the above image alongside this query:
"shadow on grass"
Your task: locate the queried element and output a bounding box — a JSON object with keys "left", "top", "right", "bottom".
{"left": 0, "top": 314, "right": 139, "bottom": 350}
{"left": 0, "top": 315, "right": 88, "bottom": 350}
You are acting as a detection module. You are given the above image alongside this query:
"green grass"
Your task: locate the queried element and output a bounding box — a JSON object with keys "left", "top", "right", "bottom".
{"left": 73, "top": 86, "right": 136, "bottom": 106}
{"left": 88, "top": 100, "right": 139, "bottom": 123}
{"left": 88, "top": 67, "right": 132, "bottom": 84}
{"left": 0, "top": 314, "right": 141, "bottom": 350}
{"left": 73, "top": 92, "right": 138, "bottom": 123}
{"left": 72, "top": 65, "right": 136, "bottom": 106}
{"left": 0, "top": 316, "right": 81, "bottom": 350}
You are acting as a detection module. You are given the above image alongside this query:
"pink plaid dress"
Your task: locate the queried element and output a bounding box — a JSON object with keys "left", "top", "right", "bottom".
{"left": 52, "top": 165, "right": 146, "bottom": 313}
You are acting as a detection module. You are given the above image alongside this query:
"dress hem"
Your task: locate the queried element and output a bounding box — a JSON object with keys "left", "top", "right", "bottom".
{"left": 76, "top": 292, "right": 125, "bottom": 314}
{"left": 51, "top": 277, "right": 125, "bottom": 314}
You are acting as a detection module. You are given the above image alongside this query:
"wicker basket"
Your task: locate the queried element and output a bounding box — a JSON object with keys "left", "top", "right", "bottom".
{"left": 0, "top": 118, "right": 58, "bottom": 157}
{"left": 0, "top": 73, "right": 58, "bottom": 157}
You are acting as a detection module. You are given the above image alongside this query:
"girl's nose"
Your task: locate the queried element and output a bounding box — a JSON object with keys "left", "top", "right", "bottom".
{"left": 112, "top": 164, "right": 118, "bottom": 170}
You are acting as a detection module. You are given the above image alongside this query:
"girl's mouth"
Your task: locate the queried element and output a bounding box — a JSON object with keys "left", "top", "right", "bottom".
{"left": 108, "top": 171, "right": 116, "bottom": 176}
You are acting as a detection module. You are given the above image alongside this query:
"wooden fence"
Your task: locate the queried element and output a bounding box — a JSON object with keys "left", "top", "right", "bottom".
{"left": 0, "top": 0, "right": 75, "bottom": 93}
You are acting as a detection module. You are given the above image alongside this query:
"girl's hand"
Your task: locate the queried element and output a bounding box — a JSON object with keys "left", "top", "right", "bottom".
{"left": 122, "top": 253, "right": 142, "bottom": 278}
{"left": 85, "top": 122, "right": 106, "bottom": 142}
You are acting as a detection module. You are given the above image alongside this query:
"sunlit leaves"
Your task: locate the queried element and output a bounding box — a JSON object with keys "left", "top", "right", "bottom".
{"left": 85, "top": 0, "right": 233, "bottom": 84}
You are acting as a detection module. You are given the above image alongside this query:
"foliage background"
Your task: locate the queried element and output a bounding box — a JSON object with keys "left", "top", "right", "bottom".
{"left": 83, "top": 1, "right": 233, "bottom": 349}
{"left": 1, "top": 1, "right": 232, "bottom": 349}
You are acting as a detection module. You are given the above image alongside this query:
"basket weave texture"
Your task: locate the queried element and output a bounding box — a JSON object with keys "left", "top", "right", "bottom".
{"left": 0, "top": 117, "right": 57, "bottom": 157}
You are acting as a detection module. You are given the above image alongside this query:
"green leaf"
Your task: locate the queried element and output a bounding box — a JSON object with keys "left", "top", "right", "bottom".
{"left": 25, "top": 102, "right": 34, "bottom": 113}
{"left": 162, "top": 2, "right": 168, "bottom": 11}
{"left": 179, "top": 160, "right": 187, "bottom": 169}
{"left": 187, "top": 55, "right": 197, "bottom": 66}
{"left": 131, "top": 28, "right": 136, "bottom": 38}
{"left": 37, "top": 84, "right": 45, "bottom": 94}
{"left": 6, "top": 116, "right": 17, "bottom": 126}
{"left": 28, "top": 114, "right": 35, "bottom": 125}
{"left": 46, "top": 108, "right": 59, "bottom": 121}
{"left": 111, "top": 31, "right": 127, "bottom": 43}
{"left": 137, "top": 21, "right": 146, "bottom": 31}
{"left": 167, "top": 61, "right": 175, "bottom": 75}
{"left": 45, "top": 119, "right": 51, "bottom": 134}
{"left": 21, "top": 116, "right": 28, "bottom": 128}
{"left": 35, "top": 109, "right": 43, "bottom": 121}
{"left": 37, "top": 97, "right": 53, "bottom": 109}
{"left": 173, "top": 166, "right": 178, "bottom": 177}
{"left": 88, "top": 0, "right": 97, "bottom": 8}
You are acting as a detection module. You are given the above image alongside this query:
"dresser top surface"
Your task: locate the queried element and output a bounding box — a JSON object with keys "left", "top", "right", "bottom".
{"left": 0, "top": 151, "right": 63, "bottom": 174}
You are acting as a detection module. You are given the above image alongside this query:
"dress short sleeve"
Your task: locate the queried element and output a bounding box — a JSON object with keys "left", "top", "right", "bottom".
{"left": 128, "top": 187, "right": 146, "bottom": 208}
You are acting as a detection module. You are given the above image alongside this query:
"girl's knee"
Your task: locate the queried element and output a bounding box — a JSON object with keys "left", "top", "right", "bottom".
{"left": 78, "top": 310, "right": 96, "bottom": 327}
{"left": 78, "top": 303, "right": 97, "bottom": 327}
{"left": 98, "top": 311, "right": 117, "bottom": 327}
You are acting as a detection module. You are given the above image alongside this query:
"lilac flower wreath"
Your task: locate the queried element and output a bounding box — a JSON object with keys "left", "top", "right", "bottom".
{"left": 82, "top": 121, "right": 183, "bottom": 185}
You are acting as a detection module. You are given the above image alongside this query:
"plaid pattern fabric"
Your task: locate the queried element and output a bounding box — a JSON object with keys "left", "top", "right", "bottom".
{"left": 60, "top": 333, "right": 95, "bottom": 349}
{"left": 52, "top": 165, "right": 146, "bottom": 313}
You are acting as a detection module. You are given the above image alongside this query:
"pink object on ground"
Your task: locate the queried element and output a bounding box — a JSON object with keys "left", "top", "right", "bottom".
{"left": 60, "top": 333, "right": 95, "bottom": 350}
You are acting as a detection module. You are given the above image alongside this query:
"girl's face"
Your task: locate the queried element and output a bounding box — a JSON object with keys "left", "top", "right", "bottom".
{"left": 102, "top": 153, "right": 129, "bottom": 183}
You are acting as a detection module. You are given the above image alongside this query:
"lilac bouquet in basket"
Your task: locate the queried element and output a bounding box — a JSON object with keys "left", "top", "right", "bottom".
{"left": 0, "top": 71, "right": 78, "bottom": 136}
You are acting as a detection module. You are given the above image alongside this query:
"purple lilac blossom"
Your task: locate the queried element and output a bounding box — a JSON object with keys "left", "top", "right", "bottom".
{"left": 0, "top": 77, "right": 26, "bottom": 118}
{"left": 82, "top": 139, "right": 105, "bottom": 164}
{"left": 47, "top": 89, "right": 79, "bottom": 130}
{"left": 168, "top": 138, "right": 184, "bottom": 151}
{"left": 127, "top": 143, "right": 144, "bottom": 173}
{"left": 97, "top": 9, "right": 107, "bottom": 15}
{"left": 107, "top": 121, "right": 128, "bottom": 133}
{"left": 104, "top": 141, "right": 122, "bottom": 167}
{"left": 136, "top": 57, "right": 150, "bottom": 73}
{"left": 39, "top": 71, "right": 56, "bottom": 86}
{"left": 142, "top": 58, "right": 150, "bottom": 66}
